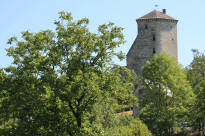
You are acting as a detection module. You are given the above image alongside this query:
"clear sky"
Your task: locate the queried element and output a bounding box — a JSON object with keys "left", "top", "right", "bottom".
{"left": 1, "top": 0, "right": 205, "bottom": 68}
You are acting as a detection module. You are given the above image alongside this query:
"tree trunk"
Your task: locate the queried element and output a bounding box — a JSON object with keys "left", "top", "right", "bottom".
{"left": 199, "top": 119, "right": 202, "bottom": 136}
{"left": 76, "top": 114, "right": 82, "bottom": 127}
{"left": 202, "top": 121, "right": 205, "bottom": 136}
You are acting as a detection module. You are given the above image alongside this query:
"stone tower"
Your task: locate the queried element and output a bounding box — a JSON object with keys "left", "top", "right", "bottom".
{"left": 127, "top": 9, "right": 178, "bottom": 116}
{"left": 127, "top": 9, "right": 178, "bottom": 76}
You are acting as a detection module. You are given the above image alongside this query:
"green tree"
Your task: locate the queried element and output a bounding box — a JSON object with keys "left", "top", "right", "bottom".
{"left": 140, "top": 52, "right": 195, "bottom": 136}
{"left": 187, "top": 49, "right": 205, "bottom": 87}
{"left": 0, "top": 11, "right": 138, "bottom": 135}
{"left": 105, "top": 115, "right": 152, "bottom": 136}
{"left": 83, "top": 66, "right": 138, "bottom": 135}
{"left": 187, "top": 50, "right": 205, "bottom": 135}
{"left": 193, "top": 81, "right": 205, "bottom": 136}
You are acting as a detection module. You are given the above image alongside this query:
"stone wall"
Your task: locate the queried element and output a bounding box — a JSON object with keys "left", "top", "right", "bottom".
{"left": 127, "top": 19, "right": 178, "bottom": 76}
{"left": 127, "top": 18, "right": 178, "bottom": 117}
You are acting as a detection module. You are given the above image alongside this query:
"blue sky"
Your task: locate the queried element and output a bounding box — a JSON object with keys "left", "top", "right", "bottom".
{"left": 1, "top": 0, "right": 205, "bottom": 68}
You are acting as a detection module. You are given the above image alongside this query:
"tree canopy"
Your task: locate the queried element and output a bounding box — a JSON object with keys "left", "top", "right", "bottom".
{"left": 0, "top": 11, "right": 139, "bottom": 136}
{"left": 187, "top": 50, "right": 205, "bottom": 135}
{"left": 2, "top": 10, "right": 205, "bottom": 136}
{"left": 140, "top": 52, "right": 195, "bottom": 136}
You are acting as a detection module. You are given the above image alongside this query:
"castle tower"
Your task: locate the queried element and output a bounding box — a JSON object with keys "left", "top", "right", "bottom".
{"left": 127, "top": 9, "right": 178, "bottom": 76}
{"left": 127, "top": 9, "right": 178, "bottom": 116}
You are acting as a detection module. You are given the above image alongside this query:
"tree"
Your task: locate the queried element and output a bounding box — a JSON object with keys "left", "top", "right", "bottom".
{"left": 187, "top": 49, "right": 205, "bottom": 87}
{"left": 192, "top": 81, "right": 205, "bottom": 136}
{"left": 0, "top": 11, "right": 138, "bottom": 135}
{"left": 139, "top": 52, "right": 195, "bottom": 136}
{"left": 83, "top": 66, "right": 138, "bottom": 135}
{"left": 105, "top": 115, "right": 152, "bottom": 136}
{"left": 187, "top": 50, "right": 205, "bottom": 135}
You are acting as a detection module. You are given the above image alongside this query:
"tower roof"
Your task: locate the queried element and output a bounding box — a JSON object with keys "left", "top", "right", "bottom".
{"left": 137, "top": 9, "right": 177, "bottom": 21}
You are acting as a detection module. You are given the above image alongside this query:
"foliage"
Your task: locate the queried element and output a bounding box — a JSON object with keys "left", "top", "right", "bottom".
{"left": 83, "top": 66, "right": 138, "bottom": 135}
{"left": 187, "top": 49, "right": 205, "bottom": 135}
{"left": 192, "top": 80, "right": 205, "bottom": 135}
{"left": 105, "top": 115, "right": 152, "bottom": 136}
{"left": 140, "top": 52, "right": 195, "bottom": 136}
{"left": 0, "top": 11, "right": 140, "bottom": 135}
{"left": 187, "top": 49, "right": 205, "bottom": 87}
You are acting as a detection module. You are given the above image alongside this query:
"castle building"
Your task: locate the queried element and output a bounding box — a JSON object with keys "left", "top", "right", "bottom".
{"left": 127, "top": 9, "right": 178, "bottom": 76}
{"left": 126, "top": 9, "right": 178, "bottom": 116}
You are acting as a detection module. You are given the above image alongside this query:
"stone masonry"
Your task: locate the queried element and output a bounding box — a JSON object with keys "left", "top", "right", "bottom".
{"left": 127, "top": 9, "right": 178, "bottom": 116}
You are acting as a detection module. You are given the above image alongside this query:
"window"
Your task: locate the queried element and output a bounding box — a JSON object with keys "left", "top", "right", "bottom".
{"left": 152, "top": 35, "right": 155, "bottom": 41}
{"left": 145, "top": 24, "right": 148, "bottom": 29}
{"left": 139, "top": 89, "right": 144, "bottom": 95}
{"left": 153, "top": 48, "right": 156, "bottom": 54}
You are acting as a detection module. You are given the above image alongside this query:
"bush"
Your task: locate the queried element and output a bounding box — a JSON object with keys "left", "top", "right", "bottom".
{"left": 105, "top": 115, "right": 152, "bottom": 136}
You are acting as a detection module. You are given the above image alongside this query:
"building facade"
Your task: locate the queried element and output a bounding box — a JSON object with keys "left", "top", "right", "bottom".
{"left": 127, "top": 9, "right": 178, "bottom": 75}
{"left": 126, "top": 9, "right": 178, "bottom": 116}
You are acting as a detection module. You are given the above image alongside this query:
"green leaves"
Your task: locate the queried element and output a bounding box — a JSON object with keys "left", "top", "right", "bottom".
{"left": 105, "top": 116, "right": 152, "bottom": 136}
{"left": 187, "top": 50, "right": 205, "bottom": 134}
{"left": 140, "top": 52, "right": 194, "bottom": 135}
{"left": 0, "top": 11, "right": 137, "bottom": 136}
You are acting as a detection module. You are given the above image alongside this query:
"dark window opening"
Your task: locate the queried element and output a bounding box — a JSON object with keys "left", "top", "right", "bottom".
{"left": 139, "top": 89, "right": 144, "bottom": 95}
{"left": 152, "top": 35, "right": 156, "bottom": 41}
{"left": 153, "top": 48, "right": 156, "bottom": 54}
{"left": 145, "top": 24, "right": 148, "bottom": 29}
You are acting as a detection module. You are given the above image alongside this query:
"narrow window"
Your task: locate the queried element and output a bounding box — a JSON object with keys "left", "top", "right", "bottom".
{"left": 145, "top": 24, "right": 148, "bottom": 29}
{"left": 152, "top": 35, "right": 155, "bottom": 41}
{"left": 139, "top": 89, "right": 144, "bottom": 95}
{"left": 153, "top": 48, "right": 156, "bottom": 54}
